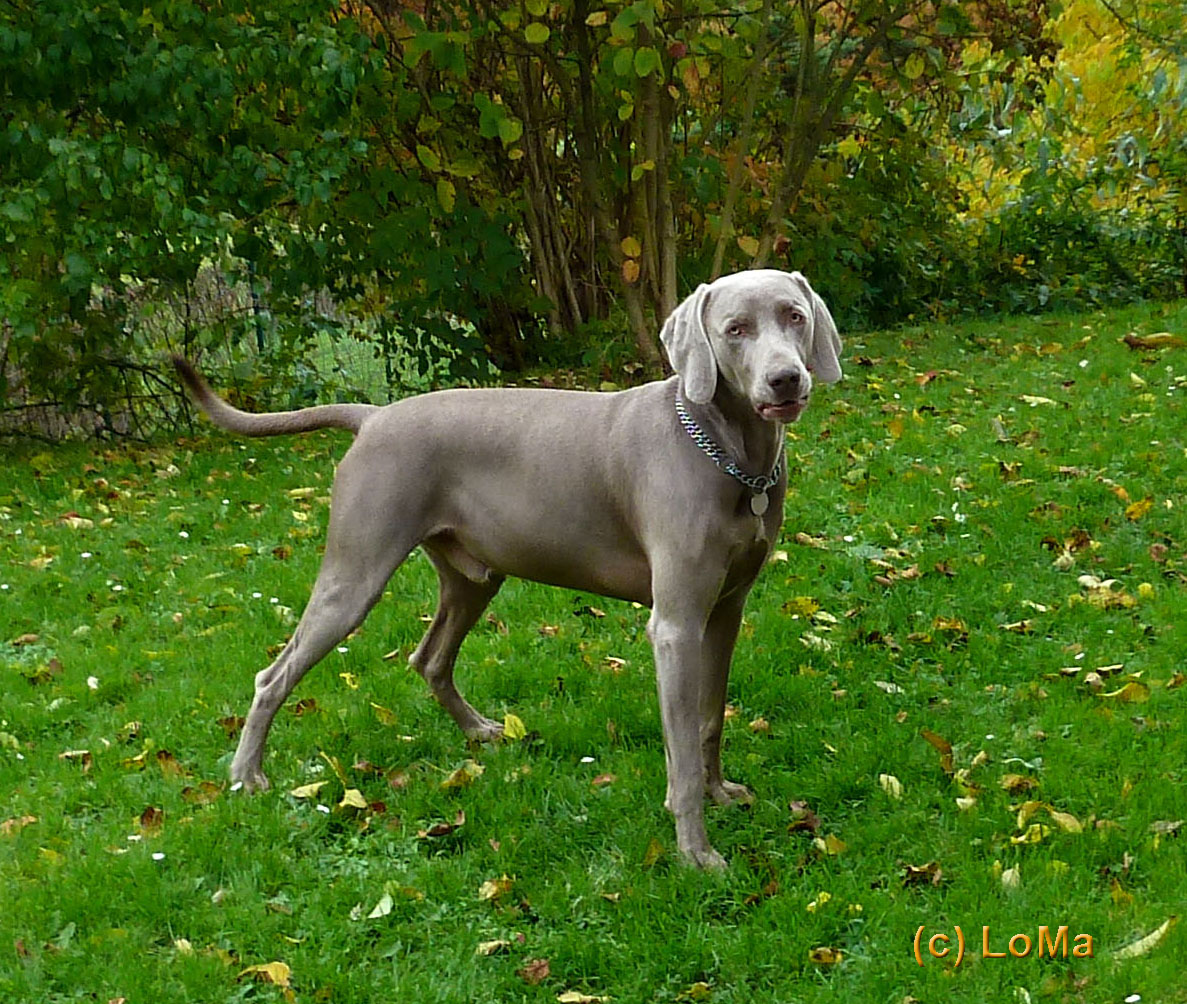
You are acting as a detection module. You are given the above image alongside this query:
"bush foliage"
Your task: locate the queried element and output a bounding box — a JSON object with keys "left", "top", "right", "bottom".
{"left": 0, "top": 0, "right": 1183, "bottom": 436}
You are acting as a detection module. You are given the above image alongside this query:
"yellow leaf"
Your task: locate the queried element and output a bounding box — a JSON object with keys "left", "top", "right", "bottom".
{"left": 558, "top": 993, "right": 611, "bottom": 1004}
{"left": 442, "top": 759, "right": 485, "bottom": 789}
{"left": 1010, "top": 822, "right": 1049, "bottom": 844}
{"left": 1101, "top": 681, "right": 1150, "bottom": 703}
{"left": 621, "top": 259, "right": 640, "bottom": 284}
{"left": 1125, "top": 497, "right": 1154, "bottom": 521}
{"left": 620, "top": 236, "right": 642, "bottom": 258}
{"left": 808, "top": 945, "right": 844, "bottom": 965}
{"left": 338, "top": 788, "right": 368, "bottom": 811}
{"left": 503, "top": 713, "right": 527, "bottom": 741}
{"left": 813, "top": 833, "right": 847, "bottom": 856}
{"left": 641, "top": 837, "right": 665, "bottom": 868}
{"left": 477, "top": 874, "right": 513, "bottom": 901}
{"left": 371, "top": 702, "right": 398, "bottom": 726}
{"left": 238, "top": 961, "right": 292, "bottom": 988}
{"left": 1048, "top": 809, "right": 1083, "bottom": 833}
{"left": 878, "top": 773, "right": 903, "bottom": 799}
{"left": 1114, "top": 917, "right": 1176, "bottom": 960}
{"left": 436, "top": 178, "right": 456, "bottom": 214}
{"left": 736, "top": 235, "right": 760, "bottom": 257}
{"left": 584, "top": 10, "right": 608, "bottom": 26}
{"left": 289, "top": 781, "right": 328, "bottom": 799}
{"left": 339, "top": 672, "right": 359, "bottom": 690}
{"left": 783, "top": 595, "right": 819, "bottom": 617}
{"left": 837, "top": 135, "right": 860, "bottom": 158}
{"left": 476, "top": 939, "right": 511, "bottom": 956}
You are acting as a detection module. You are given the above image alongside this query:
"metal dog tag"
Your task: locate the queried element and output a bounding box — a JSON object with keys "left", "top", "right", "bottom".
{"left": 750, "top": 491, "right": 769, "bottom": 516}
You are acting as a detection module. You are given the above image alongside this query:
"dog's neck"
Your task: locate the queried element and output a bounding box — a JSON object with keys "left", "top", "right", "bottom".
{"left": 679, "top": 379, "right": 784, "bottom": 479}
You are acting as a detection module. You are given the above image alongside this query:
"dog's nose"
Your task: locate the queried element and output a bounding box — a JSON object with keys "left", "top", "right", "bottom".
{"left": 767, "top": 369, "right": 802, "bottom": 397}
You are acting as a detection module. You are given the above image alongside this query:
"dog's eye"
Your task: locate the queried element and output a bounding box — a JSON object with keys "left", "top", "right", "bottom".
{"left": 787, "top": 310, "right": 806, "bottom": 325}
{"left": 725, "top": 322, "right": 745, "bottom": 338}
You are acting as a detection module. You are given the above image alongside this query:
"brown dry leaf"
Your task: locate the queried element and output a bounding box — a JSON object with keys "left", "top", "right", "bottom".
{"left": 1114, "top": 917, "right": 1177, "bottom": 960}
{"left": 419, "top": 809, "right": 466, "bottom": 838}
{"left": 290, "top": 697, "right": 318, "bottom": 716}
{"left": 138, "top": 806, "right": 164, "bottom": 837}
{"left": 181, "top": 781, "right": 221, "bottom": 805}
{"left": 808, "top": 946, "right": 844, "bottom": 965}
{"left": 217, "top": 715, "right": 245, "bottom": 738}
{"left": 156, "top": 749, "right": 187, "bottom": 779}
{"left": 517, "top": 957, "right": 551, "bottom": 985}
{"left": 591, "top": 773, "right": 616, "bottom": 787}
{"left": 1, "top": 815, "right": 37, "bottom": 836}
{"left": 1123, "top": 332, "right": 1185, "bottom": 350}
{"left": 788, "top": 801, "right": 822, "bottom": 835}
{"left": 749, "top": 716, "right": 770, "bottom": 733}
{"left": 920, "top": 729, "right": 954, "bottom": 775}
{"left": 478, "top": 874, "right": 514, "bottom": 902}
{"left": 237, "top": 961, "right": 292, "bottom": 988}
{"left": 902, "top": 860, "right": 943, "bottom": 886}
{"left": 11, "top": 633, "right": 38, "bottom": 646}
{"left": 1000, "top": 773, "right": 1039, "bottom": 794}
{"left": 621, "top": 259, "right": 640, "bottom": 285}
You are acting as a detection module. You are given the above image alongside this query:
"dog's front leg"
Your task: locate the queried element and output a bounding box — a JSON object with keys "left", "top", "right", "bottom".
{"left": 648, "top": 581, "right": 724, "bottom": 870}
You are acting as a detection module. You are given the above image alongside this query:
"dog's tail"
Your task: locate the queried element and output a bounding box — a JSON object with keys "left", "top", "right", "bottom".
{"left": 172, "top": 357, "right": 379, "bottom": 437}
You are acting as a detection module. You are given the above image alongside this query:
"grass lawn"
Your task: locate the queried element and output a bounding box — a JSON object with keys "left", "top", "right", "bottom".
{"left": 3, "top": 301, "right": 1186, "bottom": 1003}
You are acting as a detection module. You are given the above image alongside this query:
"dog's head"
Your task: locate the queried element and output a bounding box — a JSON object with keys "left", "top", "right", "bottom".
{"left": 660, "top": 269, "right": 842, "bottom": 421}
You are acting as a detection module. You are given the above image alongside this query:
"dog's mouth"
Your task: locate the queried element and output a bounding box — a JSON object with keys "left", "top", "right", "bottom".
{"left": 756, "top": 399, "right": 808, "bottom": 423}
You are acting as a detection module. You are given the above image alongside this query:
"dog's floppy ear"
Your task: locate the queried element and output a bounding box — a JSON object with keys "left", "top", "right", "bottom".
{"left": 791, "top": 272, "right": 843, "bottom": 384}
{"left": 660, "top": 283, "right": 716, "bottom": 404}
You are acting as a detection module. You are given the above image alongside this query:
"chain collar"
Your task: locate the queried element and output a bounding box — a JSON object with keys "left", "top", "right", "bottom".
{"left": 674, "top": 386, "right": 783, "bottom": 497}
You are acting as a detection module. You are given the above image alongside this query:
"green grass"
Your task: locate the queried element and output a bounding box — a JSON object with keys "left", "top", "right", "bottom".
{"left": 3, "top": 301, "right": 1187, "bottom": 1003}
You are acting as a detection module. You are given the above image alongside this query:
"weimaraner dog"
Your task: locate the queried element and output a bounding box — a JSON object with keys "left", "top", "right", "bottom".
{"left": 174, "top": 268, "right": 842, "bottom": 868}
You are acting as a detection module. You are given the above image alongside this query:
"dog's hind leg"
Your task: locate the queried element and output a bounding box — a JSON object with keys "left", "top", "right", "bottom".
{"left": 409, "top": 539, "right": 505, "bottom": 740}
{"left": 229, "top": 453, "right": 417, "bottom": 791}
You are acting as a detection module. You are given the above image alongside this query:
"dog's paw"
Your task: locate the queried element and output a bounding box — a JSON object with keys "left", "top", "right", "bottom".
{"left": 707, "top": 779, "right": 755, "bottom": 807}
{"left": 462, "top": 717, "right": 504, "bottom": 743}
{"left": 230, "top": 764, "right": 271, "bottom": 793}
{"left": 680, "top": 843, "right": 728, "bottom": 871}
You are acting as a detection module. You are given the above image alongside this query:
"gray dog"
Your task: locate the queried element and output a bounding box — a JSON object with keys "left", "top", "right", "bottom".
{"left": 175, "top": 268, "right": 841, "bottom": 868}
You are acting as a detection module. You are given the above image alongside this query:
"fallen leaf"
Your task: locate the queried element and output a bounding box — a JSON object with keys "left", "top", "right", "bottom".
{"left": 503, "top": 713, "right": 527, "bottom": 741}
{"left": 879, "top": 773, "right": 903, "bottom": 799}
{"left": 237, "top": 961, "right": 292, "bottom": 988}
{"left": 591, "top": 773, "right": 616, "bottom": 787}
{"left": 1123, "top": 332, "right": 1185, "bottom": 350}
{"left": 788, "top": 801, "right": 822, "bottom": 834}
{"left": 290, "top": 781, "right": 328, "bottom": 800}
{"left": 181, "top": 781, "right": 221, "bottom": 805}
{"left": 156, "top": 749, "right": 187, "bottom": 779}
{"left": 419, "top": 809, "right": 466, "bottom": 838}
{"left": 338, "top": 788, "right": 368, "bottom": 811}
{"left": 1101, "top": 682, "right": 1150, "bottom": 703}
{"left": 475, "top": 939, "right": 511, "bottom": 956}
{"left": 138, "top": 805, "right": 164, "bottom": 837}
{"left": 1010, "top": 823, "right": 1050, "bottom": 844}
{"left": 370, "top": 702, "right": 398, "bottom": 726}
{"left": 442, "top": 759, "right": 485, "bottom": 789}
{"left": 1125, "top": 497, "right": 1154, "bottom": 521}
{"left": 641, "top": 837, "right": 665, "bottom": 868}
{"left": 0, "top": 815, "right": 37, "bottom": 836}
{"left": 517, "top": 957, "right": 551, "bottom": 985}
{"left": 1001, "top": 865, "right": 1021, "bottom": 890}
{"left": 557, "top": 993, "right": 611, "bottom": 1004}
{"left": 920, "top": 729, "right": 954, "bottom": 775}
{"left": 1000, "top": 773, "right": 1039, "bottom": 794}
{"left": 1048, "top": 809, "right": 1083, "bottom": 833}
{"left": 367, "top": 892, "right": 393, "bottom": 919}
{"left": 478, "top": 874, "right": 514, "bottom": 901}
{"left": 1114, "top": 917, "right": 1176, "bottom": 960}
{"left": 812, "top": 833, "right": 847, "bottom": 856}
{"left": 902, "top": 860, "right": 942, "bottom": 886}
{"left": 808, "top": 946, "right": 844, "bottom": 965}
